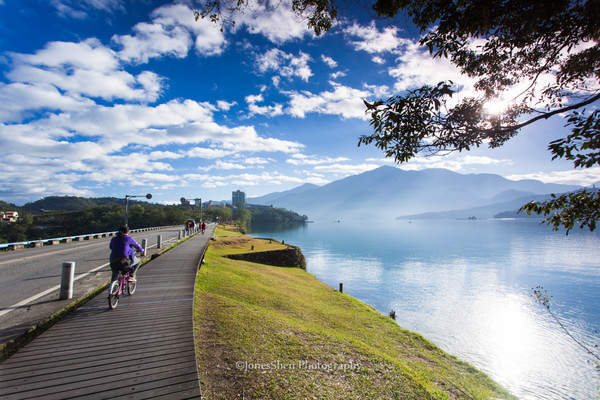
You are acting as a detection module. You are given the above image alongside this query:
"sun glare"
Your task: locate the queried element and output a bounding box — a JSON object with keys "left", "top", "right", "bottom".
{"left": 483, "top": 99, "right": 509, "bottom": 115}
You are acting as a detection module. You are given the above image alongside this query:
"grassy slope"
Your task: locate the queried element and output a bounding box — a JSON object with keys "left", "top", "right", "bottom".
{"left": 194, "top": 227, "right": 516, "bottom": 400}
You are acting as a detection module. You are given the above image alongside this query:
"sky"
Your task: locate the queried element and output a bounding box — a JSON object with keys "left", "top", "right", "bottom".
{"left": 1, "top": 0, "right": 599, "bottom": 206}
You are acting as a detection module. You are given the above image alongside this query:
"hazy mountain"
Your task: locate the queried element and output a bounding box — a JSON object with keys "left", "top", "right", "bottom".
{"left": 248, "top": 166, "right": 582, "bottom": 221}
{"left": 251, "top": 183, "right": 319, "bottom": 205}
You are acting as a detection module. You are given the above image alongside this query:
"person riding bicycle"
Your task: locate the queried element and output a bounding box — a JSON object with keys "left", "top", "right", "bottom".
{"left": 109, "top": 225, "right": 143, "bottom": 282}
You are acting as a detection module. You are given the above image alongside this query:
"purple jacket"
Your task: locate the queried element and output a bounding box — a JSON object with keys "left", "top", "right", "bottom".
{"left": 109, "top": 234, "right": 143, "bottom": 260}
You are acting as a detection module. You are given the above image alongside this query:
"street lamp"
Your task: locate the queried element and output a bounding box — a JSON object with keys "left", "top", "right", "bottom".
{"left": 125, "top": 193, "right": 152, "bottom": 226}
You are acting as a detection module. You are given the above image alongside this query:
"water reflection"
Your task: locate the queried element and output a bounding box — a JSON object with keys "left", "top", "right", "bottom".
{"left": 249, "top": 219, "right": 600, "bottom": 399}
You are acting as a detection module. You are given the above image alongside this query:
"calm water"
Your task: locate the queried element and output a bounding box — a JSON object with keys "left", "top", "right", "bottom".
{"left": 249, "top": 219, "right": 600, "bottom": 400}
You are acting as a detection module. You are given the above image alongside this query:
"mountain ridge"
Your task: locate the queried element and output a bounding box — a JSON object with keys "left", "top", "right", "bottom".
{"left": 249, "top": 166, "right": 582, "bottom": 221}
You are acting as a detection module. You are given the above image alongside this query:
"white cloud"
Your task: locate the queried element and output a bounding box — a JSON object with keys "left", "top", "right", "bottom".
{"left": 217, "top": 100, "right": 237, "bottom": 111}
{"left": 287, "top": 154, "right": 349, "bottom": 165}
{"left": 256, "top": 49, "right": 313, "bottom": 82}
{"left": 344, "top": 22, "right": 404, "bottom": 54}
{"left": 235, "top": 1, "right": 313, "bottom": 43}
{"left": 388, "top": 38, "right": 472, "bottom": 93}
{"left": 50, "top": 0, "right": 124, "bottom": 19}
{"left": 287, "top": 82, "right": 378, "bottom": 119}
{"left": 321, "top": 55, "right": 337, "bottom": 68}
{"left": 314, "top": 163, "right": 379, "bottom": 175}
{"left": 113, "top": 3, "right": 226, "bottom": 63}
{"left": 148, "top": 151, "right": 183, "bottom": 160}
{"left": 113, "top": 22, "right": 192, "bottom": 64}
{"left": 8, "top": 39, "right": 163, "bottom": 102}
{"left": 185, "top": 147, "right": 233, "bottom": 159}
{"left": 245, "top": 157, "right": 272, "bottom": 165}
{"left": 154, "top": 3, "right": 226, "bottom": 57}
{"left": 246, "top": 93, "right": 284, "bottom": 117}
{"left": 0, "top": 82, "right": 92, "bottom": 122}
{"left": 365, "top": 154, "right": 512, "bottom": 173}
{"left": 226, "top": 171, "right": 312, "bottom": 187}
{"left": 199, "top": 160, "right": 244, "bottom": 171}
{"left": 248, "top": 102, "right": 284, "bottom": 117}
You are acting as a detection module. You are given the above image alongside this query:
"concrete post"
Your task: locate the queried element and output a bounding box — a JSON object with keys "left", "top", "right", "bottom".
{"left": 141, "top": 238, "right": 148, "bottom": 256}
{"left": 59, "top": 262, "right": 75, "bottom": 300}
{"left": 178, "top": 230, "right": 182, "bottom": 240}
{"left": 157, "top": 235, "right": 162, "bottom": 249}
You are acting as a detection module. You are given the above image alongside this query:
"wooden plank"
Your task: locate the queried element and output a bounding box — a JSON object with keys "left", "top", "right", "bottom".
{"left": 0, "top": 227, "right": 212, "bottom": 399}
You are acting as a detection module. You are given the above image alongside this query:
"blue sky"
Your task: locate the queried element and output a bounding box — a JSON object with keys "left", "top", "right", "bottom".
{"left": 1, "top": 0, "right": 599, "bottom": 206}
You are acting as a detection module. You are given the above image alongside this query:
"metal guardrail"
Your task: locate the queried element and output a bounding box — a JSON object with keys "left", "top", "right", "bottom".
{"left": 0, "top": 225, "right": 180, "bottom": 250}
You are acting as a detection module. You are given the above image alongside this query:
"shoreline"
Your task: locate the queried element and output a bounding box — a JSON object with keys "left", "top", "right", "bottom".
{"left": 193, "top": 225, "right": 516, "bottom": 399}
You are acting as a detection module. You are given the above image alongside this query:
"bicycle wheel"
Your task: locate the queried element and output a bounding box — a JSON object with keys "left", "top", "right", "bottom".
{"left": 127, "top": 277, "right": 136, "bottom": 295}
{"left": 108, "top": 280, "right": 120, "bottom": 309}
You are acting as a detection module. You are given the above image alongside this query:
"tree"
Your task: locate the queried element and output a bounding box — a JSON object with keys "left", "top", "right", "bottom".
{"left": 195, "top": 0, "right": 600, "bottom": 233}
{"left": 235, "top": 208, "right": 252, "bottom": 227}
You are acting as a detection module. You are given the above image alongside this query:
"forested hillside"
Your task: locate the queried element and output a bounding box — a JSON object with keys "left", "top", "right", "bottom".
{"left": 0, "top": 196, "right": 306, "bottom": 244}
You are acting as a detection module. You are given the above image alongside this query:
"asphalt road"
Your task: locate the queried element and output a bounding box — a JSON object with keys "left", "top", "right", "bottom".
{"left": 0, "top": 226, "right": 190, "bottom": 347}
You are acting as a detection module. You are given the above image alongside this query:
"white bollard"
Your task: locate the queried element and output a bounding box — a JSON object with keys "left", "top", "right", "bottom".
{"left": 59, "top": 262, "right": 75, "bottom": 300}
{"left": 157, "top": 235, "right": 162, "bottom": 249}
{"left": 141, "top": 238, "right": 148, "bottom": 256}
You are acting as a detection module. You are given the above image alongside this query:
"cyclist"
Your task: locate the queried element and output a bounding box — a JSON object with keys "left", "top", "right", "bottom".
{"left": 109, "top": 225, "right": 143, "bottom": 282}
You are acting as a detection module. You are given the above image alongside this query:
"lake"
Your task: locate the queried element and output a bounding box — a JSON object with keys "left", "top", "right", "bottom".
{"left": 248, "top": 218, "right": 600, "bottom": 400}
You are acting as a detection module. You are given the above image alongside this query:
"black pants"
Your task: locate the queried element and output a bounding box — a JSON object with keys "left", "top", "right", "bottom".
{"left": 109, "top": 257, "right": 140, "bottom": 281}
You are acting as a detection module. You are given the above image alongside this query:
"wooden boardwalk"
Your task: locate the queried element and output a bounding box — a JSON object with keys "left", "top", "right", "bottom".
{"left": 0, "top": 226, "right": 213, "bottom": 399}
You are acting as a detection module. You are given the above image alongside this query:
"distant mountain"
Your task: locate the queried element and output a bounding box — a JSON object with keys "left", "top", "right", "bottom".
{"left": 248, "top": 166, "right": 582, "bottom": 221}
{"left": 398, "top": 193, "right": 552, "bottom": 220}
{"left": 251, "top": 183, "right": 319, "bottom": 205}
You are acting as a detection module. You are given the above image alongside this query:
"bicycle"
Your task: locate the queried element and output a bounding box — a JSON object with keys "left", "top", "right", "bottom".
{"left": 107, "top": 266, "right": 137, "bottom": 309}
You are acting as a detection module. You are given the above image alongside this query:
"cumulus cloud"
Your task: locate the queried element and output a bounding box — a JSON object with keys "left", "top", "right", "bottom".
{"left": 113, "top": 3, "right": 226, "bottom": 62}
{"left": 217, "top": 100, "right": 237, "bottom": 111}
{"left": 8, "top": 39, "right": 163, "bottom": 102}
{"left": 256, "top": 49, "right": 313, "bottom": 82}
{"left": 245, "top": 93, "right": 284, "bottom": 117}
{"left": 344, "top": 23, "right": 405, "bottom": 54}
{"left": 0, "top": 82, "right": 93, "bottom": 122}
{"left": 388, "top": 38, "right": 472, "bottom": 93}
{"left": 113, "top": 22, "right": 192, "bottom": 63}
{"left": 287, "top": 82, "right": 379, "bottom": 119}
{"left": 321, "top": 55, "right": 337, "bottom": 68}
{"left": 234, "top": 1, "right": 313, "bottom": 43}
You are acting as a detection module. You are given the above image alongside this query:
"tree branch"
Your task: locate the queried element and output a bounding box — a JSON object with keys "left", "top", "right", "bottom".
{"left": 485, "top": 92, "right": 600, "bottom": 134}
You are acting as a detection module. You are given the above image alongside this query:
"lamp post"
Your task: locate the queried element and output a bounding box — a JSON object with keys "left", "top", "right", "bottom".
{"left": 125, "top": 193, "right": 152, "bottom": 226}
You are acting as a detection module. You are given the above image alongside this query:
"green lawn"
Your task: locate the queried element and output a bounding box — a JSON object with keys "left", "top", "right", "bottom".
{"left": 194, "top": 227, "right": 516, "bottom": 399}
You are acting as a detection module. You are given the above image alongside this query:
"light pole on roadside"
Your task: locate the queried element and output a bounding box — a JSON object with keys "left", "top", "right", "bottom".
{"left": 125, "top": 193, "right": 152, "bottom": 226}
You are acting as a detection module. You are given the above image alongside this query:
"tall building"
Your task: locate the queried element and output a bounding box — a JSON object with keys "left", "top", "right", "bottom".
{"left": 232, "top": 190, "right": 246, "bottom": 207}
